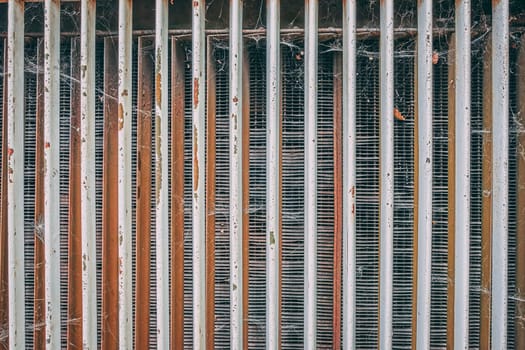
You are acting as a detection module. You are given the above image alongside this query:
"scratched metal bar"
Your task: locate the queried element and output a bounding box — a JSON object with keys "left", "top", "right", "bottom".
{"left": 414, "top": 0, "right": 433, "bottom": 348}
{"left": 192, "top": 0, "right": 206, "bottom": 348}
{"left": 304, "top": 1, "right": 318, "bottom": 347}
{"left": 342, "top": 0, "right": 356, "bottom": 348}
{"left": 80, "top": 1, "right": 98, "bottom": 347}
{"left": 43, "top": 0, "right": 62, "bottom": 346}
{"left": 0, "top": 38, "right": 8, "bottom": 350}
{"left": 102, "top": 36, "right": 119, "bottom": 350}
{"left": 517, "top": 33, "right": 525, "bottom": 350}
{"left": 135, "top": 35, "right": 153, "bottom": 349}
{"left": 266, "top": 0, "right": 281, "bottom": 348}
{"left": 154, "top": 2, "right": 170, "bottom": 347}
{"left": 32, "top": 37, "right": 46, "bottom": 349}
{"left": 379, "top": 0, "right": 394, "bottom": 348}
{"left": 491, "top": 1, "right": 509, "bottom": 348}
{"left": 118, "top": 0, "right": 133, "bottom": 346}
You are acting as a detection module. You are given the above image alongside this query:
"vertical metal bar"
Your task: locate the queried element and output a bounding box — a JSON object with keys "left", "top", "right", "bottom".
{"left": 379, "top": 0, "right": 394, "bottom": 348}
{"left": 491, "top": 1, "right": 509, "bottom": 348}
{"left": 34, "top": 37, "right": 46, "bottom": 350}
{"left": 266, "top": 0, "right": 281, "bottom": 348}
{"left": 304, "top": 0, "right": 318, "bottom": 347}
{"left": 205, "top": 36, "right": 216, "bottom": 350}
{"left": 454, "top": 0, "right": 471, "bottom": 346}
{"left": 80, "top": 1, "right": 98, "bottom": 347}
{"left": 342, "top": 0, "right": 356, "bottom": 347}
{"left": 230, "top": 1, "right": 244, "bottom": 348}
{"left": 118, "top": 0, "right": 133, "bottom": 346}
{"left": 155, "top": 1, "right": 170, "bottom": 347}
{"left": 516, "top": 33, "right": 525, "bottom": 350}
{"left": 0, "top": 38, "right": 8, "bottom": 350}
{"left": 446, "top": 33, "right": 456, "bottom": 350}
{"left": 480, "top": 34, "right": 493, "bottom": 350}
{"left": 44, "top": 0, "right": 62, "bottom": 346}
{"left": 332, "top": 52, "right": 343, "bottom": 350}
{"left": 171, "top": 37, "right": 185, "bottom": 350}
{"left": 192, "top": 1, "right": 206, "bottom": 348}
{"left": 415, "top": 0, "right": 433, "bottom": 348}
{"left": 102, "top": 36, "right": 119, "bottom": 349}
{"left": 6, "top": 4, "right": 25, "bottom": 343}
{"left": 135, "top": 36, "right": 153, "bottom": 350}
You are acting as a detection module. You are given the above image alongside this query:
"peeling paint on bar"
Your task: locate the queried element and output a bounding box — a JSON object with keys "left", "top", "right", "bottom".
{"left": 415, "top": 0, "right": 433, "bottom": 348}
{"left": 491, "top": 0, "right": 509, "bottom": 348}
{"left": 379, "top": 0, "right": 394, "bottom": 348}
{"left": 454, "top": 0, "right": 471, "bottom": 348}
{"left": 44, "top": 0, "right": 62, "bottom": 347}
{"left": 192, "top": 0, "right": 207, "bottom": 348}
{"left": 118, "top": 0, "right": 133, "bottom": 347}
{"left": 266, "top": 0, "right": 281, "bottom": 348}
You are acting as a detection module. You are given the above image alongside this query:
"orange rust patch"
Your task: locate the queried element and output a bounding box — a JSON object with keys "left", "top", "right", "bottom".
{"left": 432, "top": 51, "right": 439, "bottom": 65}
{"left": 394, "top": 108, "right": 406, "bottom": 121}
{"left": 193, "top": 0, "right": 199, "bottom": 7}
{"left": 351, "top": 185, "right": 355, "bottom": 197}
{"left": 156, "top": 72, "right": 162, "bottom": 106}
{"left": 193, "top": 126, "right": 199, "bottom": 191}
{"left": 193, "top": 78, "right": 199, "bottom": 109}
{"left": 45, "top": 142, "right": 50, "bottom": 149}
{"left": 118, "top": 103, "right": 124, "bottom": 130}
{"left": 7, "top": 148, "right": 14, "bottom": 157}
{"left": 233, "top": 96, "right": 238, "bottom": 104}
{"left": 121, "top": 89, "right": 128, "bottom": 97}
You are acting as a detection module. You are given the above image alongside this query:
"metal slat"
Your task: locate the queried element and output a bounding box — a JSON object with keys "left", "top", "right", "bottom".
{"left": 304, "top": 1, "right": 318, "bottom": 347}
{"left": 118, "top": 0, "right": 133, "bottom": 347}
{"left": 454, "top": 0, "right": 472, "bottom": 347}
{"left": 80, "top": 1, "right": 98, "bottom": 347}
{"left": 342, "top": 0, "right": 357, "bottom": 348}
{"left": 415, "top": 0, "right": 433, "bottom": 348}
{"left": 0, "top": 38, "right": 8, "bottom": 350}
{"left": 102, "top": 36, "right": 119, "bottom": 349}
{"left": 379, "top": 0, "right": 394, "bottom": 348}
{"left": 266, "top": 1, "right": 281, "bottom": 348}
{"left": 491, "top": 0, "right": 509, "bottom": 348}
{"left": 135, "top": 36, "right": 152, "bottom": 349}
{"left": 192, "top": 0, "right": 206, "bottom": 348}
{"left": 43, "top": 0, "right": 62, "bottom": 346}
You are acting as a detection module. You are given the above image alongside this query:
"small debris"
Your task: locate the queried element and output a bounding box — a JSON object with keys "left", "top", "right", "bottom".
{"left": 394, "top": 108, "right": 406, "bottom": 121}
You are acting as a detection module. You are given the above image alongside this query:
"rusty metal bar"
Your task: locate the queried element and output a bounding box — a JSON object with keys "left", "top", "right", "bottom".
{"left": 80, "top": 1, "right": 98, "bottom": 347}
{"left": 454, "top": 0, "right": 472, "bottom": 347}
{"left": 304, "top": 0, "right": 318, "bottom": 347}
{"left": 154, "top": 1, "right": 170, "bottom": 347}
{"left": 379, "top": 0, "right": 394, "bottom": 348}
{"left": 44, "top": 0, "right": 62, "bottom": 345}
{"left": 170, "top": 37, "right": 185, "bottom": 350}
{"left": 446, "top": 33, "right": 457, "bottom": 350}
{"left": 491, "top": 1, "right": 510, "bottom": 348}
{"left": 266, "top": 0, "right": 281, "bottom": 348}
{"left": 102, "top": 36, "right": 119, "bottom": 349}
{"left": 342, "top": 0, "right": 356, "bottom": 348}
{"left": 118, "top": 0, "right": 133, "bottom": 346}
{"left": 516, "top": 32, "right": 525, "bottom": 350}
{"left": 205, "top": 36, "right": 216, "bottom": 350}
{"left": 192, "top": 0, "right": 207, "bottom": 348}
{"left": 480, "top": 34, "right": 493, "bottom": 350}
{"left": 0, "top": 38, "right": 8, "bottom": 350}
{"left": 34, "top": 37, "right": 46, "bottom": 350}
{"left": 332, "top": 52, "right": 342, "bottom": 350}
{"left": 135, "top": 36, "right": 153, "bottom": 349}
{"left": 415, "top": 0, "right": 433, "bottom": 348}
{"left": 230, "top": 1, "right": 244, "bottom": 348}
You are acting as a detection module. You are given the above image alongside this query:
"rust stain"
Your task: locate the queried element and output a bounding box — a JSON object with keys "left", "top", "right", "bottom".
{"left": 45, "top": 142, "right": 50, "bottom": 149}
{"left": 118, "top": 103, "right": 124, "bottom": 130}
{"left": 432, "top": 51, "right": 439, "bottom": 65}
{"left": 121, "top": 89, "right": 128, "bottom": 97}
{"left": 233, "top": 96, "right": 238, "bottom": 104}
{"left": 492, "top": 0, "right": 501, "bottom": 6}
{"left": 193, "top": 0, "right": 199, "bottom": 7}
{"left": 352, "top": 203, "right": 355, "bottom": 215}
{"left": 156, "top": 72, "right": 162, "bottom": 106}
{"left": 7, "top": 148, "right": 13, "bottom": 157}
{"left": 394, "top": 108, "right": 406, "bottom": 121}
{"left": 193, "top": 126, "right": 199, "bottom": 191}
{"left": 193, "top": 78, "right": 199, "bottom": 109}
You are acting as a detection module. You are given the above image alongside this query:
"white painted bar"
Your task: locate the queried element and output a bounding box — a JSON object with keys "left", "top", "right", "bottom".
{"left": 266, "top": 0, "right": 281, "bottom": 348}
{"left": 7, "top": 1, "right": 26, "bottom": 348}
{"left": 44, "top": 0, "right": 62, "bottom": 346}
{"left": 118, "top": 0, "right": 133, "bottom": 347}
{"left": 230, "top": 0, "right": 244, "bottom": 348}
{"left": 304, "top": 0, "right": 318, "bottom": 348}
{"left": 192, "top": 0, "right": 207, "bottom": 348}
{"left": 491, "top": 0, "right": 509, "bottom": 348}
{"left": 454, "top": 0, "right": 471, "bottom": 348}
{"left": 155, "top": 0, "right": 170, "bottom": 348}
{"left": 379, "top": 0, "right": 394, "bottom": 348}
{"left": 342, "top": 0, "right": 356, "bottom": 348}
{"left": 80, "top": 0, "right": 98, "bottom": 348}
{"left": 415, "top": 0, "right": 433, "bottom": 348}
